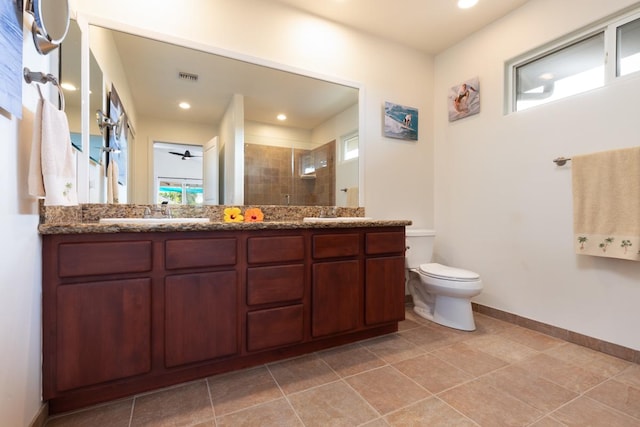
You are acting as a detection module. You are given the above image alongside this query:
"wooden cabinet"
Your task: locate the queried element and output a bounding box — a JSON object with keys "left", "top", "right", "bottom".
{"left": 42, "top": 226, "right": 405, "bottom": 413}
{"left": 246, "top": 234, "right": 306, "bottom": 352}
{"left": 365, "top": 231, "right": 407, "bottom": 325}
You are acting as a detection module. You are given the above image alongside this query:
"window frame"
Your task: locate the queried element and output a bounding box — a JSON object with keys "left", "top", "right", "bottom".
{"left": 506, "top": 8, "right": 640, "bottom": 113}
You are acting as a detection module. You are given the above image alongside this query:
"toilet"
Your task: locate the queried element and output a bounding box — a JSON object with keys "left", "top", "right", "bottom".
{"left": 405, "top": 229, "right": 483, "bottom": 331}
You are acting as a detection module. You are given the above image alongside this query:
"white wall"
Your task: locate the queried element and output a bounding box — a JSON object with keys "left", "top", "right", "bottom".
{"left": 434, "top": 0, "right": 640, "bottom": 351}
{"left": 0, "top": 10, "right": 54, "bottom": 427}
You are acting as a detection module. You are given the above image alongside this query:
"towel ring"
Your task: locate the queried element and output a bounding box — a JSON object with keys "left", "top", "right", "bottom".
{"left": 23, "top": 67, "right": 65, "bottom": 111}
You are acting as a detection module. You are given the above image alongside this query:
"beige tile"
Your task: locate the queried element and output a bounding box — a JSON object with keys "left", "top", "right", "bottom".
{"left": 346, "top": 366, "right": 430, "bottom": 415}
{"left": 385, "top": 397, "right": 476, "bottom": 426}
{"left": 288, "top": 380, "right": 378, "bottom": 426}
{"left": 439, "top": 379, "right": 544, "bottom": 426}
{"left": 399, "top": 325, "right": 464, "bottom": 352}
{"left": 268, "top": 353, "right": 339, "bottom": 395}
{"left": 615, "top": 363, "right": 640, "bottom": 388}
{"left": 431, "top": 342, "right": 508, "bottom": 376}
{"left": 529, "top": 416, "right": 568, "bottom": 427}
{"left": 360, "top": 418, "right": 390, "bottom": 427}
{"left": 45, "top": 400, "right": 133, "bottom": 427}
{"left": 478, "top": 365, "right": 578, "bottom": 412}
{"left": 393, "top": 354, "right": 473, "bottom": 393}
{"left": 361, "top": 333, "right": 425, "bottom": 364}
{"left": 397, "top": 318, "right": 421, "bottom": 331}
{"left": 586, "top": 379, "right": 640, "bottom": 419}
{"left": 318, "top": 343, "right": 386, "bottom": 377}
{"left": 473, "top": 313, "right": 514, "bottom": 334}
{"left": 551, "top": 396, "right": 640, "bottom": 426}
{"left": 216, "top": 398, "right": 302, "bottom": 427}
{"left": 208, "top": 366, "right": 283, "bottom": 416}
{"left": 464, "top": 334, "right": 538, "bottom": 363}
{"left": 499, "top": 325, "right": 564, "bottom": 351}
{"left": 515, "top": 353, "right": 607, "bottom": 394}
{"left": 130, "top": 381, "right": 214, "bottom": 427}
{"left": 545, "top": 342, "right": 630, "bottom": 377}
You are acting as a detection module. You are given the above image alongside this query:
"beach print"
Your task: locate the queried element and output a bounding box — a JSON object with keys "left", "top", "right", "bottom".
{"left": 448, "top": 77, "right": 480, "bottom": 122}
{"left": 384, "top": 101, "right": 418, "bottom": 141}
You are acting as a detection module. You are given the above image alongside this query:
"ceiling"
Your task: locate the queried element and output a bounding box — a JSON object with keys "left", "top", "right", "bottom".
{"left": 267, "top": 0, "right": 531, "bottom": 54}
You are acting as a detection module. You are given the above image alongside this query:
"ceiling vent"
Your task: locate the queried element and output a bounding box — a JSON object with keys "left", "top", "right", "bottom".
{"left": 178, "top": 71, "right": 198, "bottom": 82}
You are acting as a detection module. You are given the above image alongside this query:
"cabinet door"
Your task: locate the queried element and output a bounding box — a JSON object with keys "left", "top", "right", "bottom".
{"left": 365, "top": 256, "right": 406, "bottom": 325}
{"left": 311, "top": 260, "right": 360, "bottom": 337}
{"left": 165, "top": 271, "right": 238, "bottom": 368}
{"left": 56, "top": 278, "right": 152, "bottom": 392}
{"left": 246, "top": 305, "right": 304, "bottom": 351}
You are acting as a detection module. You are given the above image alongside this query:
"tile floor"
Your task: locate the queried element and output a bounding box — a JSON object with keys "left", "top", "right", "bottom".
{"left": 45, "top": 307, "right": 640, "bottom": 426}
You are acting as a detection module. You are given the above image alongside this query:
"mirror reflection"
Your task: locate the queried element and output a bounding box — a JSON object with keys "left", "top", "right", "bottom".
{"left": 64, "top": 23, "right": 360, "bottom": 206}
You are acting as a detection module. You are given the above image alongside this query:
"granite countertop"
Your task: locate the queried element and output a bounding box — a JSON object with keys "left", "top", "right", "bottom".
{"left": 38, "top": 219, "right": 412, "bottom": 235}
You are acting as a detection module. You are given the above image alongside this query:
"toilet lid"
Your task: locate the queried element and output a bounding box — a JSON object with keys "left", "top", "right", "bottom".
{"left": 418, "top": 263, "right": 480, "bottom": 281}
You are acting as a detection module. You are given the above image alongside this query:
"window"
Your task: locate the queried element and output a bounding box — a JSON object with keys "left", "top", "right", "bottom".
{"left": 511, "top": 11, "right": 640, "bottom": 112}
{"left": 341, "top": 131, "right": 359, "bottom": 162}
{"left": 158, "top": 178, "right": 203, "bottom": 205}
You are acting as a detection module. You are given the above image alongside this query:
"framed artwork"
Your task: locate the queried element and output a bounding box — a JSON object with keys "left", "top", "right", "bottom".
{"left": 384, "top": 101, "right": 418, "bottom": 141}
{"left": 0, "top": 0, "right": 23, "bottom": 118}
{"left": 448, "top": 77, "right": 480, "bottom": 122}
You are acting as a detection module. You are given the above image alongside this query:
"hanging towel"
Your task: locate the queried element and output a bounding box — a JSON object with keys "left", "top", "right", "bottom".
{"left": 572, "top": 146, "right": 640, "bottom": 261}
{"left": 346, "top": 187, "right": 359, "bottom": 207}
{"left": 107, "top": 159, "right": 119, "bottom": 204}
{"left": 28, "top": 96, "right": 78, "bottom": 206}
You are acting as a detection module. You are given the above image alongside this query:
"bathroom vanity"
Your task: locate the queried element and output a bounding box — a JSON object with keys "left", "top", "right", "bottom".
{"left": 40, "top": 220, "right": 408, "bottom": 413}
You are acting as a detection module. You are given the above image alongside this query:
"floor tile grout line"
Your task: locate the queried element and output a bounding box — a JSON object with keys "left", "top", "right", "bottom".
{"left": 204, "top": 378, "right": 218, "bottom": 427}
{"left": 264, "top": 363, "right": 308, "bottom": 427}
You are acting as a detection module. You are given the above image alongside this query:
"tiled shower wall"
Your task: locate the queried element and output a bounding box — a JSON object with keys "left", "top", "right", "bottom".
{"left": 244, "top": 141, "right": 335, "bottom": 206}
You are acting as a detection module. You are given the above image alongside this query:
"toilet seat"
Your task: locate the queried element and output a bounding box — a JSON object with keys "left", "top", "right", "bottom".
{"left": 418, "top": 263, "right": 479, "bottom": 282}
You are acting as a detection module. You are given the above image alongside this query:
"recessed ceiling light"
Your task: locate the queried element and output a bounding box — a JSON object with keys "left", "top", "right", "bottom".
{"left": 179, "top": 102, "right": 191, "bottom": 109}
{"left": 458, "top": 0, "right": 478, "bottom": 9}
{"left": 277, "top": 113, "right": 287, "bottom": 121}
{"left": 60, "top": 82, "right": 77, "bottom": 91}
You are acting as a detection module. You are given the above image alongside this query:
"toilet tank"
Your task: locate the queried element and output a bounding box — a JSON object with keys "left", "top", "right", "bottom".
{"left": 405, "top": 229, "right": 436, "bottom": 269}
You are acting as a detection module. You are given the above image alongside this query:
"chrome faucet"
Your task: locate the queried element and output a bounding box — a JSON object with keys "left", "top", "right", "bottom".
{"left": 144, "top": 201, "right": 172, "bottom": 219}
{"left": 319, "top": 206, "right": 337, "bottom": 218}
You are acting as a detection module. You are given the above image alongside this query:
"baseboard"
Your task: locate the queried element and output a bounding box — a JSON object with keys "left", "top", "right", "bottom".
{"left": 472, "top": 303, "right": 639, "bottom": 364}
{"left": 28, "top": 402, "right": 48, "bottom": 427}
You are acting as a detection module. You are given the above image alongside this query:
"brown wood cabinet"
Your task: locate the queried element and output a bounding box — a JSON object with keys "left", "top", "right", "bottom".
{"left": 42, "top": 226, "right": 405, "bottom": 413}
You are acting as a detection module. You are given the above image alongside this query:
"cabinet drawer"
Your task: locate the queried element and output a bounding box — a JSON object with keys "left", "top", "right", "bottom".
{"left": 365, "top": 231, "right": 405, "bottom": 255}
{"left": 247, "top": 236, "right": 304, "bottom": 264}
{"left": 246, "top": 305, "right": 304, "bottom": 351}
{"left": 165, "top": 238, "right": 237, "bottom": 270}
{"left": 247, "top": 264, "right": 304, "bottom": 305}
{"left": 312, "top": 233, "right": 360, "bottom": 259}
{"left": 58, "top": 241, "right": 152, "bottom": 277}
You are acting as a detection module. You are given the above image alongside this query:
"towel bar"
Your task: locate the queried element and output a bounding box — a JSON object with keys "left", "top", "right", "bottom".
{"left": 553, "top": 157, "right": 571, "bottom": 166}
{"left": 23, "top": 67, "right": 65, "bottom": 111}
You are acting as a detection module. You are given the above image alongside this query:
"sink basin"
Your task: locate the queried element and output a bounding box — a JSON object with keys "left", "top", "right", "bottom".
{"left": 99, "top": 218, "right": 210, "bottom": 225}
{"left": 303, "top": 217, "right": 373, "bottom": 222}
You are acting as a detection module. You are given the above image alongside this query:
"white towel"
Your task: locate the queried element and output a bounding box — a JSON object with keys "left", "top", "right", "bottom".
{"left": 572, "top": 146, "right": 640, "bottom": 261}
{"left": 346, "top": 187, "right": 359, "bottom": 207}
{"left": 28, "top": 97, "right": 78, "bottom": 206}
{"left": 107, "top": 159, "right": 119, "bottom": 204}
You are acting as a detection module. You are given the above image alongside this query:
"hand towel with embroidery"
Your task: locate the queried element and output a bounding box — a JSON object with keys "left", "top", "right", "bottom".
{"left": 28, "top": 96, "right": 78, "bottom": 206}
{"left": 572, "top": 146, "right": 640, "bottom": 261}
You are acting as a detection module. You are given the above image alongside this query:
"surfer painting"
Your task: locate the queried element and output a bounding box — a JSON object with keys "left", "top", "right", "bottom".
{"left": 384, "top": 102, "right": 418, "bottom": 141}
{"left": 448, "top": 77, "right": 480, "bottom": 122}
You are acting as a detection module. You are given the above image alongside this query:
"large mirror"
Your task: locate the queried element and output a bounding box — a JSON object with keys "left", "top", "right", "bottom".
{"left": 64, "top": 22, "right": 361, "bottom": 207}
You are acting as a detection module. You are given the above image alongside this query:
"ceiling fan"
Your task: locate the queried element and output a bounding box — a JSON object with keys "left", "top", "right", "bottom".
{"left": 169, "top": 150, "right": 202, "bottom": 160}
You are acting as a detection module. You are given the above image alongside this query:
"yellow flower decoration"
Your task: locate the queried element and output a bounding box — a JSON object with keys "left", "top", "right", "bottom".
{"left": 223, "top": 207, "right": 244, "bottom": 222}
{"left": 244, "top": 208, "right": 264, "bottom": 222}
